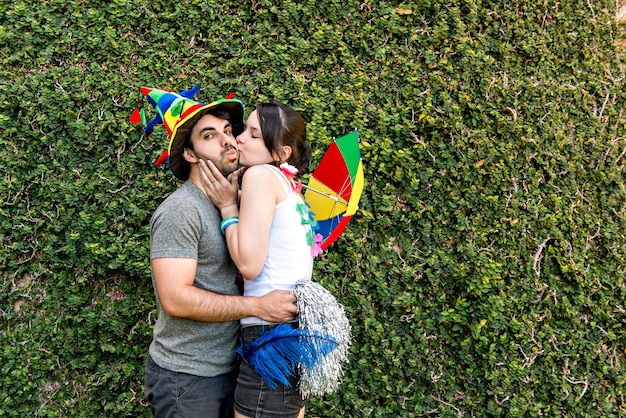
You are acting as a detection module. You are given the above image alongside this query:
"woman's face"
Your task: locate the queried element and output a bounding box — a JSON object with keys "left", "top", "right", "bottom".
{"left": 236, "top": 110, "right": 274, "bottom": 167}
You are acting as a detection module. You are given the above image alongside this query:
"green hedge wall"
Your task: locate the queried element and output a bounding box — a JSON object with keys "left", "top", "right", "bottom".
{"left": 1, "top": 0, "right": 625, "bottom": 416}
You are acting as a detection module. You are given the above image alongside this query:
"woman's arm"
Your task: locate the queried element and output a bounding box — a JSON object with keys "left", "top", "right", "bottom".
{"left": 201, "top": 161, "right": 283, "bottom": 279}
{"left": 225, "top": 165, "right": 281, "bottom": 279}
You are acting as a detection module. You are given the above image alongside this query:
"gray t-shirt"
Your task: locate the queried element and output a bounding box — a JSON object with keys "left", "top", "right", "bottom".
{"left": 149, "top": 180, "right": 239, "bottom": 377}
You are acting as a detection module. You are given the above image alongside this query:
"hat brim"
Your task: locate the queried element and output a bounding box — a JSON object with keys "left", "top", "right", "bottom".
{"left": 168, "top": 99, "right": 244, "bottom": 181}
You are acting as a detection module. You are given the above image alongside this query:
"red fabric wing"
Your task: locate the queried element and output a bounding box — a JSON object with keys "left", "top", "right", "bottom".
{"left": 311, "top": 142, "right": 352, "bottom": 201}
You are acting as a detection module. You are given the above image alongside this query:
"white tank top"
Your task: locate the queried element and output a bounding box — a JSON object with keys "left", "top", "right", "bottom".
{"left": 240, "top": 165, "right": 314, "bottom": 326}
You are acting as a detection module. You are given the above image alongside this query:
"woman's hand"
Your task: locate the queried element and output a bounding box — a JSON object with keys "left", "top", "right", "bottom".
{"left": 199, "top": 160, "right": 239, "bottom": 215}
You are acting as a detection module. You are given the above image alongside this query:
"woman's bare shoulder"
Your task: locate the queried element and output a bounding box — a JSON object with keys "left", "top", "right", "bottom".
{"left": 240, "top": 165, "right": 277, "bottom": 188}
{"left": 241, "top": 164, "right": 276, "bottom": 181}
{"left": 241, "top": 165, "right": 286, "bottom": 200}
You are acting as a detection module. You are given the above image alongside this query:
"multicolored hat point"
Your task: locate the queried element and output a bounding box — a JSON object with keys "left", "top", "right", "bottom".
{"left": 130, "top": 85, "right": 244, "bottom": 181}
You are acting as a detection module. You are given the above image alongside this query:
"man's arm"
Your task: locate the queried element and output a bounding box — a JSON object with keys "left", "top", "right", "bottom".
{"left": 152, "top": 257, "right": 298, "bottom": 323}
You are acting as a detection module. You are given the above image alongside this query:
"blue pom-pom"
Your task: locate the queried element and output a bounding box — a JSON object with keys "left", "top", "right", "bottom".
{"left": 237, "top": 324, "right": 337, "bottom": 390}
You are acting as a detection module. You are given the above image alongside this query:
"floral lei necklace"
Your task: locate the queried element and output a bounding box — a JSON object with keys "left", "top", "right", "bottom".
{"left": 279, "top": 163, "right": 324, "bottom": 258}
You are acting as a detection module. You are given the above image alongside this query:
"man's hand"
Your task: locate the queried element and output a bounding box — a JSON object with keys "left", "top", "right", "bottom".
{"left": 255, "top": 289, "right": 298, "bottom": 323}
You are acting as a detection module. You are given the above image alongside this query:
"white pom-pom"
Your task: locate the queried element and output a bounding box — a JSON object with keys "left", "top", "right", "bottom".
{"left": 292, "top": 279, "right": 352, "bottom": 397}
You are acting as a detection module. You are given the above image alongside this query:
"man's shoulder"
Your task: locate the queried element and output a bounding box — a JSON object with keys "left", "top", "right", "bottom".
{"left": 151, "top": 185, "right": 194, "bottom": 224}
{"left": 152, "top": 181, "right": 218, "bottom": 228}
{"left": 157, "top": 182, "right": 202, "bottom": 208}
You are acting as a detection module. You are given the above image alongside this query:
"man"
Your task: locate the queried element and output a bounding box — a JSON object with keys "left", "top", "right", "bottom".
{"left": 133, "top": 86, "right": 298, "bottom": 417}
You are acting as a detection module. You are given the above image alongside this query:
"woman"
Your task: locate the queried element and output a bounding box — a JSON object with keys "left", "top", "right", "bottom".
{"left": 201, "top": 101, "right": 321, "bottom": 418}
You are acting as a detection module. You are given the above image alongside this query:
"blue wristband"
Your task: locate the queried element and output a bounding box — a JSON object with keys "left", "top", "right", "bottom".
{"left": 220, "top": 216, "right": 239, "bottom": 235}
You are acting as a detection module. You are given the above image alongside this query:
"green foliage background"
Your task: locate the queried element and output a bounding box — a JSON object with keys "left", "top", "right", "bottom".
{"left": 1, "top": 0, "right": 625, "bottom": 416}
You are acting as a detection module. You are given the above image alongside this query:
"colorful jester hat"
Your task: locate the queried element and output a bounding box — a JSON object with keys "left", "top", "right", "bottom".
{"left": 130, "top": 85, "right": 244, "bottom": 181}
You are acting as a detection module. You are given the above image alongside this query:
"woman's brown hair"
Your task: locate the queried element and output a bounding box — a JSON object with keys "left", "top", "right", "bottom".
{"left": 256, "top": 101, "right": 312, "bottom": 174}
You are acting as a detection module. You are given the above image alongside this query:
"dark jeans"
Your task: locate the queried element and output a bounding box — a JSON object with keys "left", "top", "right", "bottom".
{"left": 145, "top": 355, "right": 237, "bottom": 418}
{"left": 234, "top": 324, "right": 307, "bottom": 418}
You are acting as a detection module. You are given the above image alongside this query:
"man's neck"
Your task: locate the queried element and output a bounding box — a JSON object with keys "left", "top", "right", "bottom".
{"left": 186, "top": 171, "right": 206, "bottom": 196}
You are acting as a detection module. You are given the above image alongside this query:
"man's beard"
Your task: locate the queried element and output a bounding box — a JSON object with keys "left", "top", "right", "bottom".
{"left": 204, "top": 145, "right": 238, "bottom": 176}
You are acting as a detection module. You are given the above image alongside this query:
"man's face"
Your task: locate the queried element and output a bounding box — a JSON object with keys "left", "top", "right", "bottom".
{"left": 188, "top": 113, "right": 239, "bottom": 176}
